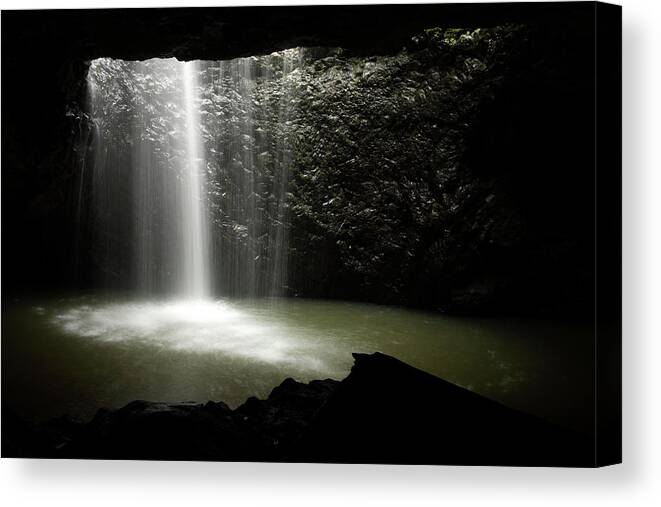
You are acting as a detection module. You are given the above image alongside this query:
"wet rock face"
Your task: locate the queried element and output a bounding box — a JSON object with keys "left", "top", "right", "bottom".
{"left": 3, "top": 352, "right": 592, "bottom": 466}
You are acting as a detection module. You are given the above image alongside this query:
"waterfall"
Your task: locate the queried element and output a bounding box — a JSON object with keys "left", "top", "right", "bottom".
{"left": 209, "top": 50, "right": 299, "bottom": 299}
{"left": 181, "top": 61, "right": 210, "bottom": 299}
{"left": 83, "top": 51, "right": 299, "bottom": 300}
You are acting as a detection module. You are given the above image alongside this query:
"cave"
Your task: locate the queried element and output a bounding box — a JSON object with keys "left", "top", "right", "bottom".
{"left": 1, "top": 4, "right": 621, "bottom": 466}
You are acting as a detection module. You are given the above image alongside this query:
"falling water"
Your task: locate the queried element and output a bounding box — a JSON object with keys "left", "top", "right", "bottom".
{"left": 83, "top": 51, "right": 300, "bottom": 299}
{"left": 209, "top": 50, "right": 299, "bottom": 299}
{"left": 180, "top": 61, "right": 210, "bottom": 299}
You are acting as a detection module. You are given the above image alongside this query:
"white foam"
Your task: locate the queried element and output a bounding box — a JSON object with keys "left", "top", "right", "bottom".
{"left": 51, "top": 299, "right": 312, "bottom": 367}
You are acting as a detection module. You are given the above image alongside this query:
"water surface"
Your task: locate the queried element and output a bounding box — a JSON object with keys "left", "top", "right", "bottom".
{"left": 2, "top": 295, "right": 593, "bottom": 432}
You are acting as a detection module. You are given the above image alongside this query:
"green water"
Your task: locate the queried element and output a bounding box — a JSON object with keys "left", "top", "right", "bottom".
{"left": 1, "top": 295, "right": 594, "bottom": 433}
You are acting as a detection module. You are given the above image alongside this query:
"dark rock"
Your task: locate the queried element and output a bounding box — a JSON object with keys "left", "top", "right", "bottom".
{"left": 40, "top": 414, "right": 85, "bottom": 451}
{"left": 2, "top": 352, "right": 593, "bottom": 465}
{"left": 234, "top": 377, "right": 339, "bottom": 455}
{"left": 1, "top": 403, "right": 55, "bottom": 458}
{"left": 48, "top": 376, "right": 340, "bottom": 461}
{"left": 298, "top": 352, "right": 592, "bottom": 466}
{"left": 62, "top": 399, "right": 261, "bottom": 461}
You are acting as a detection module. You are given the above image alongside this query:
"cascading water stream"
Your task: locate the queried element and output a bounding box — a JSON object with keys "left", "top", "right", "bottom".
{"left": 83, "top": 52, "right": 299, "bottom": 300}
{"left": 180, "top": 61, "right": 210, "bottom": 299}
{"left": 59, "top": 53, "right": 308, "bottom": 394}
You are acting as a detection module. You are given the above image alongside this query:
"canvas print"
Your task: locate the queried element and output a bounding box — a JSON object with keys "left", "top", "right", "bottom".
{"left": 1, "top": 2, "right": 621, "bottom": 466}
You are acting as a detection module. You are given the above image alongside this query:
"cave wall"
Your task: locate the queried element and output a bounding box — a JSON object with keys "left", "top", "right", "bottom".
{"left": 1, "top": 4, "right": 597, "bottom": 317}
{"left": 284, "top": 24, "right": 596, "bottom": 316}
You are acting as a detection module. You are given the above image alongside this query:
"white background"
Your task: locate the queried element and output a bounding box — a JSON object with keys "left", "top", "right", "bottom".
{"left": 1, "top": 0, "right": 659, "bottom": 505}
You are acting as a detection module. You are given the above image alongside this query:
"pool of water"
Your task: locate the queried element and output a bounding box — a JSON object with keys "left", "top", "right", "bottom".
{"left": 1, "top": 295, "right": 594, "bottom": 433}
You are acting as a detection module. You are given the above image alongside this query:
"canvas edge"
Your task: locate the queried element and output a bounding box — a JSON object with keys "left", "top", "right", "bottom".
{"left": 594, "top": 0, "right": 622, "bottom": 468}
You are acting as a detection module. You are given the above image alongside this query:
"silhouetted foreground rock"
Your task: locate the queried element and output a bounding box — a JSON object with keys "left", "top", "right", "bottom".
{"left": 2, "top": 353, "right": 592, "bottom": 465}
{"left": 298, "top": 353, "right": 592, "bottom": 466}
